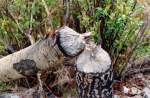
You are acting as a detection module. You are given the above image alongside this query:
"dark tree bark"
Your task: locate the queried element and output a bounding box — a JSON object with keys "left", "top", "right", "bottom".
{"left": 75, "top": 42, "right": 113, "bottom": 98}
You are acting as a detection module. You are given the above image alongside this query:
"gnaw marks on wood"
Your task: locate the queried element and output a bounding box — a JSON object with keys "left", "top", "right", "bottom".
{"left": 76, "top": 44, "right": 111, "bottom": 73}
{"left": 56, "top": 26, "right": 87, "bottom": 57}
{"left": 76, "top": 43, "right": 113, "bottom": 98}
{"left": 0, "top": 26, "right": 89, "bottom": 82}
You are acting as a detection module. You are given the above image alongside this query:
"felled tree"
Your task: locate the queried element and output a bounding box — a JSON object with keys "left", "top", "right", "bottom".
{"left": 0, "top": 26, "right": 90, "bottom": 82}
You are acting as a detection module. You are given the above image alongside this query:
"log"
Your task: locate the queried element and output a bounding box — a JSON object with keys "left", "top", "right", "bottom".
{"left": 75, "top": 42, "right": 113, "bottom": 98}
{"left": 0, "top": 26, "right": 90, "bottom": 82}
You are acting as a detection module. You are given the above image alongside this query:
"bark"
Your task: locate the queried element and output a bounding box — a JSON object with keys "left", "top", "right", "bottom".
{"left": 75, "top": 42, "right": 113, "bottom": 98}
{"left": 0, "top": 26, "right": 90, "bottom": 82}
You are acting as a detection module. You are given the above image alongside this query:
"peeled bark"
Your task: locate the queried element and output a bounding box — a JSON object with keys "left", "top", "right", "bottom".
{"left": 0, "top": 26, "right": 90, "bottom": 82}
{"left": 76, "top": 42, "right": 113, "bottom": 98}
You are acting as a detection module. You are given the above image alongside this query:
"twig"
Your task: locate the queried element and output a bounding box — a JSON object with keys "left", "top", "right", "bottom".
{"left": 64, "top": 0, "right": 70, "bottom": 25}
{"left": 123, "top": 55, "right": 150, "bottom": 78}
{"left": 5, "top": 8, "right": 35, "bottom": 44}
{"left": 25, "top": 78, "right": 31, "bottom": 88}
{"left": 41, "top": 0, "right": 53, "bottom": 32}
{"left": 28, "top": 1, "right": 35, "bottom": 44}
{"left": 119, "top": 13, "right": 148, "bottom": 77}
{"left": 37, "top": 72, "right": 44, "bottom": 92}
{"left": 37, "top": 72, "right": 46, "bottom": 98}
{"left": 41, "top": 0, "right": 49, "bottom": 16}
{"left": 7, "top": 10, "right": 24, "bottom": 35}
{"left": 124, "top": 68, "right": 150, "bottom": 78}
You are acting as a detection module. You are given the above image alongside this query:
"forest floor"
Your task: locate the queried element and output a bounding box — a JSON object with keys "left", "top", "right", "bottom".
{"left": 114, "top": 73, "right": 150, "bottom": 98}
{"left": 0, "top": 73, "right": 150, "bottom": 98}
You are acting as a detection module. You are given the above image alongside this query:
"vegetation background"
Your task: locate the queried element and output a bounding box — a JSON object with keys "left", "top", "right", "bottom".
{"left": 0, "top": 0, "right": 149, "bottom": 97}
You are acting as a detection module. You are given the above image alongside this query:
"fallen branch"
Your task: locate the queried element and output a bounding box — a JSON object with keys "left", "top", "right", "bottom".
{"left": 123, "top": 55, "right": 150, "bottom": 78}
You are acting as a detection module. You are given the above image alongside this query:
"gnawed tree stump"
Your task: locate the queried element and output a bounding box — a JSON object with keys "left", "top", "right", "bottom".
{"left": 76, "top": 42, "right": 113, "bottom": 98}
{"left": 0, "top": 26, "right": 90, "bottom": 82}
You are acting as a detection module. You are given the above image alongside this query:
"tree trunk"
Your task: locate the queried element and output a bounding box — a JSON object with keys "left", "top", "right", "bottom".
{"left": 76, "top": 42, "right": 113, "bottom": 98}
{"left": 0, "top": 26, "right": 90, "bottom": 82}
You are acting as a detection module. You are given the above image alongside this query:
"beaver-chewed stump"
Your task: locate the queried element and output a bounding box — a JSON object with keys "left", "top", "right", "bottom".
{"left": 76, "top": 42, "right": 113, "bottom": 98}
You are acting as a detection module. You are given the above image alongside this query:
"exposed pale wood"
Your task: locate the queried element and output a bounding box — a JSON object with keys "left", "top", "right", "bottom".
{"left": 0, "top": 26, "right": 89, "bottom": 82}
{"left": 57, "top": 26, "right": 91, "bottom": 57}
{"left": 75, "top": 42, "right": 113, "bottom": 98}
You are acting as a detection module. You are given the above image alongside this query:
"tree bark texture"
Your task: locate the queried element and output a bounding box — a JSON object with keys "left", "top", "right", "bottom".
{"left": 76, "top": 42, "right": 113, "bottom": 98}
{"left": 0, "top": 26, "right": 90, "bottom": 82}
